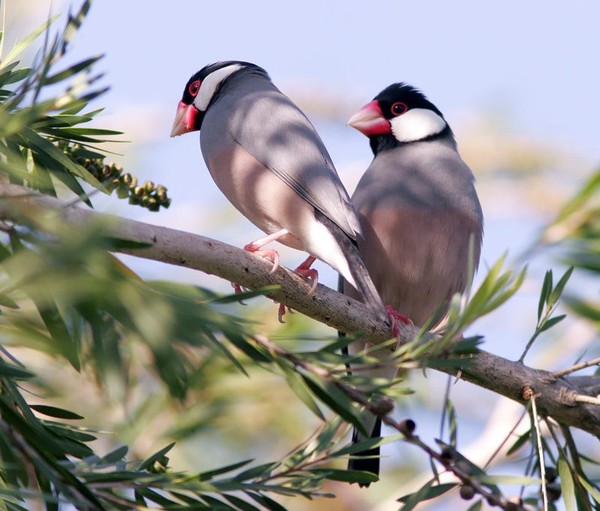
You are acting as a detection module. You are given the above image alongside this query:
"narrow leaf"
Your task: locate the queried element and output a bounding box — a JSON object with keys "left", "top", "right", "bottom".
{"left": 558, "top": 458, "right": 576, "bottom": 511}
{"left": 232, "top": 462, "right": 279, "bottom": 482}
{"left": 314, "top": 467, "right": 379, "bottom": 484}
{"left": 398, "top": 480, "right": 458, "bottom": 511}
{"left": 30, "top": 405, "right": 84, "bottom": 420}
{"left": 140, "top": 442, "right": 176, "bottom": 471}
{"left": 277, "top": 360, "right": 324, "bottom": 420}
{"left": 198, "top": 459, "right": 254, "bottom": 481}
{"left": 223, "top": 494, "right": 261, "bottom": 511}
{"left": 538, "top": 270, "right": 553, "bottom": 321}
{"left": 100, "top": 445, "right": 128, "bottom": 465}
{"left": 301, "top": 373, "right": 366, "bottom": 434}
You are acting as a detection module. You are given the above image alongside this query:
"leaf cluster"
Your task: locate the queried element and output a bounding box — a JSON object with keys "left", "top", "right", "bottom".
{"left": 0, "top": 0, "right": 169, "bottom": 211}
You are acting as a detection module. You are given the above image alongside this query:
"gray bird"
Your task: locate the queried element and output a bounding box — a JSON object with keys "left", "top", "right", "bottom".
{"left": 344, "top": 83, "right": 484, "bottom": 483}
{"left": 171, "top": 61, "right": 388, "bottom": 322}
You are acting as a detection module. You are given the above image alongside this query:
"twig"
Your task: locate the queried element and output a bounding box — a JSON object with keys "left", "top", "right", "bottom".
{"left": 573, "top": 394, "right": 600, "bottom": 406}
{"left": 483, "top": 409, "right": 527, "bottom": 470}
{"left": 529, "top": 393, "right": 548, "bottom": 511}
{"left": 554, "top": 357, "right": 600, "bottom": 378}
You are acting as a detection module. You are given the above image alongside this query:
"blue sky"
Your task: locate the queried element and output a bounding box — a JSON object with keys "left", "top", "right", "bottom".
{"left": 15, "top": 1, "right": 600, "bottom": 155}
{"left": 54, "top": 0, "right": 600, "bottom": 158}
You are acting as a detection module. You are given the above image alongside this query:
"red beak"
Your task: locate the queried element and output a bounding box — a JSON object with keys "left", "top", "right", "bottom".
{"left": 170, "top": 101, "right": 200, "bottom": 137}
{"left": 347, "top": 100, "right": 390, "bottom": 136}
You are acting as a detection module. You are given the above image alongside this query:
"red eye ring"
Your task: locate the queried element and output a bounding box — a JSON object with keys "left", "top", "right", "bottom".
{"left": 188, "top": 80, "right": 201, "bottom": 97}
{"left": 390, "top": 102, "right": 408, "bottom": 116}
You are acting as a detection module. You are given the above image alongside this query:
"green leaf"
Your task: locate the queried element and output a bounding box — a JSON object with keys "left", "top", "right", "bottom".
{"left": 139, "top": 442, "right": 176, "bottom": 471}
{"left": 558, "top": 458, "right": 576, "bottom": 511}
{"left": 333, "top": 433, "right": 405, "bottom": 457}
{"left": 565, "top": 296, "right": 600, "bottom": 323}
{"left": 538, "top": 314, "right": 566, "bottom": 333}
{"left": 0, "top": 359, "right": 34, "bottom": 379}
{"left": 398, "top": 480, "right": 458, "bottom": 510}
{"left": 42, "top": 56, "right": 102, "bottom": 85}
{"left": 538, "top": 270, "right": 553, "bottom": 321}
{"left": 445, "top": 399, "right": 458, "bottom": 448}
{"left": 19, "top": 127, "right": 104, "bottom": 193}
{"left": 198, "top": 459, "right": 254, "bottom": 481}
{"left": 550, "top": 170, "right": 600, "bottom": 227}
{"left": 30, "top": 405, "right": 84, "bottom": 420}
{"left": 33, "top": 294, "right": 80, "bottom": 370}
{"left": 100, "top": 445, "right": 128, "bottom": 465}
{"left": 200, "top": 494, "right": 236, "bottom": 510}
{"left": 276, "top": 359, "right": 324, "bottom": 420}
{"left": 300, "top": 373, "right": 366, "bottom": 434}
{"left": 314, "top": 467, "right": 379, "bottom": 484}
{"left": 215, "top": 286, "right": 278, "bottom": 304}
{"left": 246, "top": 492, "right": 287, "bottom": 511}
{"left": 0, "top": 18, "right": 56, "bottom": 70}
{"left": 223, "top": 494, "right": 262, "bottom": 511}
{"left": 507, "top": 429, "right": 531, "bottom": 455}
{"left": 478, "top": 475, "right": 540, "bottom": 486}
{"left": 63, "top": 0, "right": 92, "bottom": 49}
{"left": 232, "top": 462, "right": 280, "bottom": 482}
{"left": 0, "top": 293, "right": 19, "bottom": 308}
{"left": 577, "top": 475, "right": 600, "bottom": 504}
{"left": 549, "top": 266, "right": 574, "bottom": 306}
{"left": 466, "top": 500, "right": 483, "bottom": 511}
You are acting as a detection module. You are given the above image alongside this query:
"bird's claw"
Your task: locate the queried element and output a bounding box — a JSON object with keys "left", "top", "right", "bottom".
{"left": 385, "top": 305, "right": 412, "bottom": 337}
{"left": 294, "top": 255, "right": 318, "bottom": 293}
{"left": 278, "top": 302, "right": 295, "bottom": 323}
{"left": 294, "top": 267, "right": 318, "bottom": 294}
{"left": 231, "top": 281, "right": 248, "bottom": 305}
{"left": 243, "top": 244, "right": 280, "bottom": 274}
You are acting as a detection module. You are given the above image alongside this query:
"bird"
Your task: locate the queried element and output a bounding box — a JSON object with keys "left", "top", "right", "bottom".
{"left": 343, "top": 82, "right": 484, "bottom": 483}
{"left": 170, "top": 61, "right": 388, "bottom": 323}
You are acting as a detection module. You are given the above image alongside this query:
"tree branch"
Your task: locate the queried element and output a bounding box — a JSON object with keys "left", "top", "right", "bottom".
{"left": 1, "top": 182, "right": 600, "bottom": 438}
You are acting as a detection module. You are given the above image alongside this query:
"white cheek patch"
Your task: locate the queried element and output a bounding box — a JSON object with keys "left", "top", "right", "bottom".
{"left": 194, "top": 63, "right": 244, "bottom": 111}
{"left": 390, "top": 108, "right": 447, "bottom": 143}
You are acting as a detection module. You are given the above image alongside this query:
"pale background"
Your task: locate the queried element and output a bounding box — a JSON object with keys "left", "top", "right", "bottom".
{"left": 8, "top": 2, "right": 600, "bottom": 509}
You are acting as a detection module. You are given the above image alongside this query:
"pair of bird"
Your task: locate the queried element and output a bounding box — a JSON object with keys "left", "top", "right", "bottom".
{"left": 171, "top": 61, "right": 484, "bottom": 484}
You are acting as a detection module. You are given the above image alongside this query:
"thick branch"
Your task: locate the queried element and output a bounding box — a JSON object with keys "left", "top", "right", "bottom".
{"left": 1, "top": 183, "right": 600, "bottom": 438}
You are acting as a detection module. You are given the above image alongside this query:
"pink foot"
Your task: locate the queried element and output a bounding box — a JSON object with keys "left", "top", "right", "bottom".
{"left": 278, "top": 303, "right": 295, "bottom": 323}
{"left": 278, "top": 256, "right": 318, "bottom": 322}
{"left": 243, "top": 243, "right": 280, "bottom": 274}
{"left": 231, "top": 281, "right": 249, "bottom": 305}
{"left": 294, "top": 255, "right": 318, "bottom": 293}
{"left": 385, "top": 305, "right": 412, "bottom": 337}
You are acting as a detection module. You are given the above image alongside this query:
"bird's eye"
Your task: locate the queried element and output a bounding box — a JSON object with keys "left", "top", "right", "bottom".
{"left": 188, "top": 80, "right": 201, "bottom": 97}
{"left": 390, "top": 102, "right": 408, "bottom": 116}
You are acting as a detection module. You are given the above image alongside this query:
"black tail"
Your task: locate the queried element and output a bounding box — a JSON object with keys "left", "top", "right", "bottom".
{"left": 348, "top": 418, "right": 381, "bottom": 487}
{"left": 339, "top": 275, "right": 381, "bottom": 487}
{"left": 318, "top": 212, "right": 387, "bottom": 324}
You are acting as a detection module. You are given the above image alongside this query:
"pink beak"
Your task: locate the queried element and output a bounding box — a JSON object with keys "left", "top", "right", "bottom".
{"left": 347, "top": 100, "right": 390, "bottom": 136}
{"left": 170, "top": 101, "right": 200, "bottom": 137}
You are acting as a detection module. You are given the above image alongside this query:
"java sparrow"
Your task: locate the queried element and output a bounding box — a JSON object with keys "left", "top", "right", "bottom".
{"left": 344, "top": 83, "right": 484, "bottom": 482}
{"left": 170, "top": 61, "right": 388, "bottom": 323}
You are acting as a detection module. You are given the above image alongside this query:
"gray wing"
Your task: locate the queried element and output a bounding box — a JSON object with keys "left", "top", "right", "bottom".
{"left": 226, "top": 84, "right": 362, "bottom": 240}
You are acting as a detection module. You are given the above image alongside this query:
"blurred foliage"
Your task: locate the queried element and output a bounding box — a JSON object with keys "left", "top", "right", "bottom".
{"left": 0, "top": 1, "right": 600, "bottom": 510}
{"left": 0, "top": 0, "right": 170, "bottom": 212}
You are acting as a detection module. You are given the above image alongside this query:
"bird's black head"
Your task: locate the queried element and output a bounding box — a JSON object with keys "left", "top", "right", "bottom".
{"left": 374, "top": 83, "right": 445, "bottom": 123}
{"left": 348, "top": 82, "right": 452, "bottom": 153}
{"left": 171, "top": 61, "right": 268, "bottom": 136}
